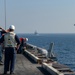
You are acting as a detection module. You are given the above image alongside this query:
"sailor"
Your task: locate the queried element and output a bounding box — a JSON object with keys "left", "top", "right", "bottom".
{"left": 18, "top": 38, "right": 28, "bottom": 53}
{"left": 0, "top": 27, "right": 8, "bottom": 65}
{"left": 0, "top": 28, "right": 3, "bottom": 65}
{"left": 0, "top": 25, "right": 20, "bottom": 74}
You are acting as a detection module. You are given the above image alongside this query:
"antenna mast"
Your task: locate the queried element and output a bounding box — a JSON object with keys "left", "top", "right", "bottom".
{"left": 4, "top": 0, "right": 6, "bottom": 29}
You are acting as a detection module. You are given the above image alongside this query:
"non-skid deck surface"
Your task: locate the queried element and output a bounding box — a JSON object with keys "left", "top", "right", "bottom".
{"left": 0, "top": 54, "right": 50, "bottom": 75}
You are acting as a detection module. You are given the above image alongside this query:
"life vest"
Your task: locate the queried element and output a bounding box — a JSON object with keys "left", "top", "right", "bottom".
{"left": 4, "top": 32, "right": 17, "bottom": 47}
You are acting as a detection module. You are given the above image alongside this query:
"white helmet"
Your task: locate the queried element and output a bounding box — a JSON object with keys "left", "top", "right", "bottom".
{"left": 26, "top": 38, "right": 28, "bottom": 41}
{"left": 9, "top": 25, "right": 15, "bottom": 30}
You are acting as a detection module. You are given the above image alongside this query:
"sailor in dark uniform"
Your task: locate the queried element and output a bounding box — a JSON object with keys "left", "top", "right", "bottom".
{"left": 0, "top": 27, "right": 7, "bottom": 65}
{"left": 0, "top": 25, "right": 20, "bottom": 74}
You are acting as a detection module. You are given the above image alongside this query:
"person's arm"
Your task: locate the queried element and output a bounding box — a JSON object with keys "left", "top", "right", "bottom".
{"left": 0, "top": 27, "right": 9, "bottom": 32}
{"left": 15, "top": 35, "right": 20, "bottom": 50}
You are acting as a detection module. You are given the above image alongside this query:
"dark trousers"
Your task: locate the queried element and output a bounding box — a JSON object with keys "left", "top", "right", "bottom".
{"left": 0, "top": 45, "right": 2, "bottom": 61}
{"left": 4, "top": 47, "right": 16, "bottom": 73}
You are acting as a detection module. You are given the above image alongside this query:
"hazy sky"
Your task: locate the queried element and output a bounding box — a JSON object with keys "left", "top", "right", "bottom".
{"left": 0, "top": 0, "right": 75, "bottom": 33}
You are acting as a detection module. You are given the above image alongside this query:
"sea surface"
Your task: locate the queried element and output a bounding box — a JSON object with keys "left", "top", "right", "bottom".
{"left": 18, "top": 33, "right": 75, "bottom": 71}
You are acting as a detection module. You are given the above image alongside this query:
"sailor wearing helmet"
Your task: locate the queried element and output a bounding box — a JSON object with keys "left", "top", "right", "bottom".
{"left": 0, "top": 25, "right": 20, "bottom": 74}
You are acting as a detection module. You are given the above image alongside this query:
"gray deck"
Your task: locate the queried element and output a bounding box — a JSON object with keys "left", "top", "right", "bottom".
{"left": 0, "top": 54, "right": 50, "bottom": 75}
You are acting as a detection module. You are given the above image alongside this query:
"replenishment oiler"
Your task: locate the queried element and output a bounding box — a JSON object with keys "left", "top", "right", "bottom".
{"left": 0, "top": 38, "right": 75, "bottom": 75}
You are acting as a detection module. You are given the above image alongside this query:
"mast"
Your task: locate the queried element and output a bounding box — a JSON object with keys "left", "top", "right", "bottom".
{"left": 4, "top": 0, "right": 6, "bottom": 29}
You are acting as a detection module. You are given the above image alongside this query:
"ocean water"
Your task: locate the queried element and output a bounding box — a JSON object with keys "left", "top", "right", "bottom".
{"left": 18, "top": 33, "right": 75, "bottom": 71}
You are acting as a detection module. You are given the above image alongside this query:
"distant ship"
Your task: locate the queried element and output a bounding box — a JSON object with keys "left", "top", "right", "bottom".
{"left": 34, "top": 30, "right": 38, "bottom": 35}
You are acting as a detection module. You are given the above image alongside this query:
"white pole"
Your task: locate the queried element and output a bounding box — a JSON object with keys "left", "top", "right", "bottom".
{"left": 4, "top": 0, "right": 6, "bottom": 29}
